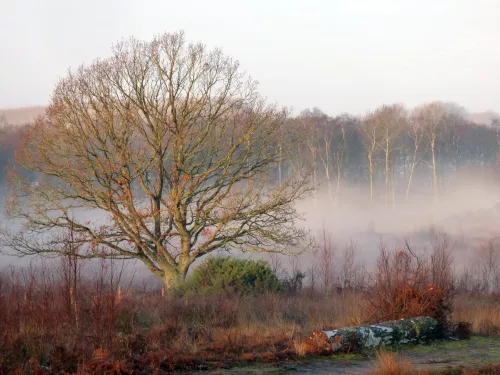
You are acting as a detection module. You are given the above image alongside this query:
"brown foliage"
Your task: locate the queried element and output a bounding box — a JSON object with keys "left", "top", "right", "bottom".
{"left": 368, "top": 237, "right": 453, "bottom": 328}
{"left": 301, "top": 331, "right": 333, "bottom": 356}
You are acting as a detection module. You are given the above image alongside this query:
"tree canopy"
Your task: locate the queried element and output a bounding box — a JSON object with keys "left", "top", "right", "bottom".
{"left": 3, "top": 31, "right": 310, "bottom": 286}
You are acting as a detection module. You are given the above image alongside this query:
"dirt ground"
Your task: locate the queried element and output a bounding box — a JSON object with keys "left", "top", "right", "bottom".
{"left": 197, "top": 337, "right": 500, "bottom": 375}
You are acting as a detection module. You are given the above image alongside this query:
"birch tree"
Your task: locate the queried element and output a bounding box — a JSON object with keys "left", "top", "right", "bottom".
{"left": 296, "top": 109, "right": 324, "bottom": 203}
{"left": 317, "top": 116, "right": 336, "bottom": 205}
{"left": 376, "top": 104, "right": 406, "bottom": 206}
{"left": 413, "top": 102, "right": 447, "bottom": 200}
{"left": 405, "top": 112, "right": 425, "bottom": 199}
{"left": 361, "top": 111, "right": 384, "bottom": 204}
{"left": 331, "top": 115, "right": 350, "bottom": 205}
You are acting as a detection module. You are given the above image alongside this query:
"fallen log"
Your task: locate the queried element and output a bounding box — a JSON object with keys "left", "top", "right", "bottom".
{"left": 305, "top": 316, "right": 439, "bottom": 354}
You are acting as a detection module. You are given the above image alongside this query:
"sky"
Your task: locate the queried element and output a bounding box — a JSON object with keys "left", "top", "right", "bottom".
{"left": 1, "top": 0, "right": 499, "bottom": 116}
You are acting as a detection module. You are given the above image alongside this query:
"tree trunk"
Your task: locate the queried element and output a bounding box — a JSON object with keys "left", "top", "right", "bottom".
{"left": 278, "top": 141, "right": 282, "bottom": 186}
{"left": 335, "top": 163, "right": 341, "bottom": 206}
{"left": 162, "top": 252, "right": 190, "bottom": 289}
{"left": 307, "top": 316, "right": 439, "bottom": 354}
{"left": 162, "top": 269, "right": 186, "bottom": 289}
{"left": 323, "top": 157, "right": 335, "bottom": 207}
{"left": 312, "top": 149, "right": 317, "bottom": 206}
{"left": 431, "top": 136, "right": 438, "bottom": 201}
{"left": 391, "top": 164, "right": 395, "bottom": 209}
{"left": 385, "top": 136, "right": 389, "bottom": 206}
{"left": 368, "top": 153, "right": 374, "bottom": 204}
{"left": 406, "top": 149, "right": 418, "bottom": 199}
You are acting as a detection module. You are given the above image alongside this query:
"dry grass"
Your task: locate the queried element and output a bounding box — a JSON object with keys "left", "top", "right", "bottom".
{"left": 453, "top": 295, "right": 500, "bottom": 336}
{"left": 371, "top": 349, "right": 427, "bottom": 375}
{"left": 462, "top": 369, "right": 480, "bottom": 375}
{"left": 0, "top": 261, "right": 370, "bottom": 374}
{"left": 5, "top": 274, "right": 500, "bottom": 374}
{"left": 2, "top": 244, "right": 500, "bottom": 373}
{"left": 371, "top": 359, "right": 500, "bottom": 375}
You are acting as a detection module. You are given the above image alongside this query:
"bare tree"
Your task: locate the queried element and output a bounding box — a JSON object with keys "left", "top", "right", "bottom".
{"left": 318, "top": 117, "right": 336, "bottom": 206}
{"left": 412, "top": 102, "right": 447, "bottom": 201}
{"left": 371, "top": 104, "right": 407, "bottom": 206}
{"left": 331, "top": 114, "right": 354, "bottom": 206}
{"left": 296, "top": 108, "right": 324, "bottom": 204}
{"left": 318, "top": 114, "right": 352, "bottom": 206}
{"left": 478, "top": 240, "right": 500, "bottom": 294}
{"left": 58, "top": 224, "right": 86, "bottom": 331}
{"left": 3, "top": 31, "right": 311, "bottom": 287}
{"left": 359, "top": 105, "right": 407, "bottom": 206}
{"left": 337, "top": 241, "right": 356, "bottom": 291}
{"left": 316, "top": 226, "right": 335, "bottom": 296}
{"left": 361, "top": 110, "right": 384, "bottom": 204}
{"left": 308, "top": 264, "right": 318, "bottom": 296}
{"left": 405, "top": 111, "right": 425, "bottom": 199}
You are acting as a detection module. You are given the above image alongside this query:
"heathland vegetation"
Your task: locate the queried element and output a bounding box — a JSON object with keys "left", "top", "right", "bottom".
{"left": 1, "top": 31, "right": 500, "bottom": 374}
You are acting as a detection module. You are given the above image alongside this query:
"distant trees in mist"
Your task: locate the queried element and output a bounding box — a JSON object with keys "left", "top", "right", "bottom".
{"left": 1, "top": 100, "right": 500, "bottom": 206}
{"left": 287, "top": 101, "right": 500, "bottom": 206}
{"left": 0, "top": 124, "right": 32, "bottom": 189}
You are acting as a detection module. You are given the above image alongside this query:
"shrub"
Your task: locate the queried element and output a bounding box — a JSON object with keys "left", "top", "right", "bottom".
{"left": 450, "top": 321, "right": 472, "bottom": 339}
{"left": 176, "top": 256, "right": 280, "bottom": 296}
{"left": 280, "top": 269, "right": 307, "bottom": 295}
{"left": 368, "top": 237, "right": 454, "bottom": 332}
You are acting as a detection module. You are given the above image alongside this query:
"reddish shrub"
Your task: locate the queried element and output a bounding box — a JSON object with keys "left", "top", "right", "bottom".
{"left": 240, "top": 353, "right": 255, "bottom": 362}
{"left": 368, "top": 237, "right": 453, "bottom": 330}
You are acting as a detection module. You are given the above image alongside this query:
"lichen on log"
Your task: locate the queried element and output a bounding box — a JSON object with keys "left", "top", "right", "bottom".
{"left": 305, "top": 316, "right": 439, "bottom": 354}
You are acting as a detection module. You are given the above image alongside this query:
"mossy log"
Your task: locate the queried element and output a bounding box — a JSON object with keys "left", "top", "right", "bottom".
{"left": 306, "top": 316, "right": 439, "bottom": 354}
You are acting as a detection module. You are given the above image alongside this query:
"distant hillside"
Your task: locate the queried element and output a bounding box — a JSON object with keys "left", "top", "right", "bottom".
{"left": 467, "top": 111, "right": 500, "bottom": 126}
{"left": 0, "top": 106, "right": 46, "bottom": 126}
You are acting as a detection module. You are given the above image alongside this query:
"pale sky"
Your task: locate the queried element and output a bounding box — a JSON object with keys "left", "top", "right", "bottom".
{"left": 1, "top": 0, "right": 499, "bottom": 115}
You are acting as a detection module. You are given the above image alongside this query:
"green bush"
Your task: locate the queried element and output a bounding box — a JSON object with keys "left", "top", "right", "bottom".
{"left": 176, "top": 256, "right": 280, "bottom": 296}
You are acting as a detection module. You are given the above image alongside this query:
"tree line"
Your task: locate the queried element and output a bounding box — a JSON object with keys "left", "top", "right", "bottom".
{"left": 280, "top": 103, "right": 500, "bottom": 206}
